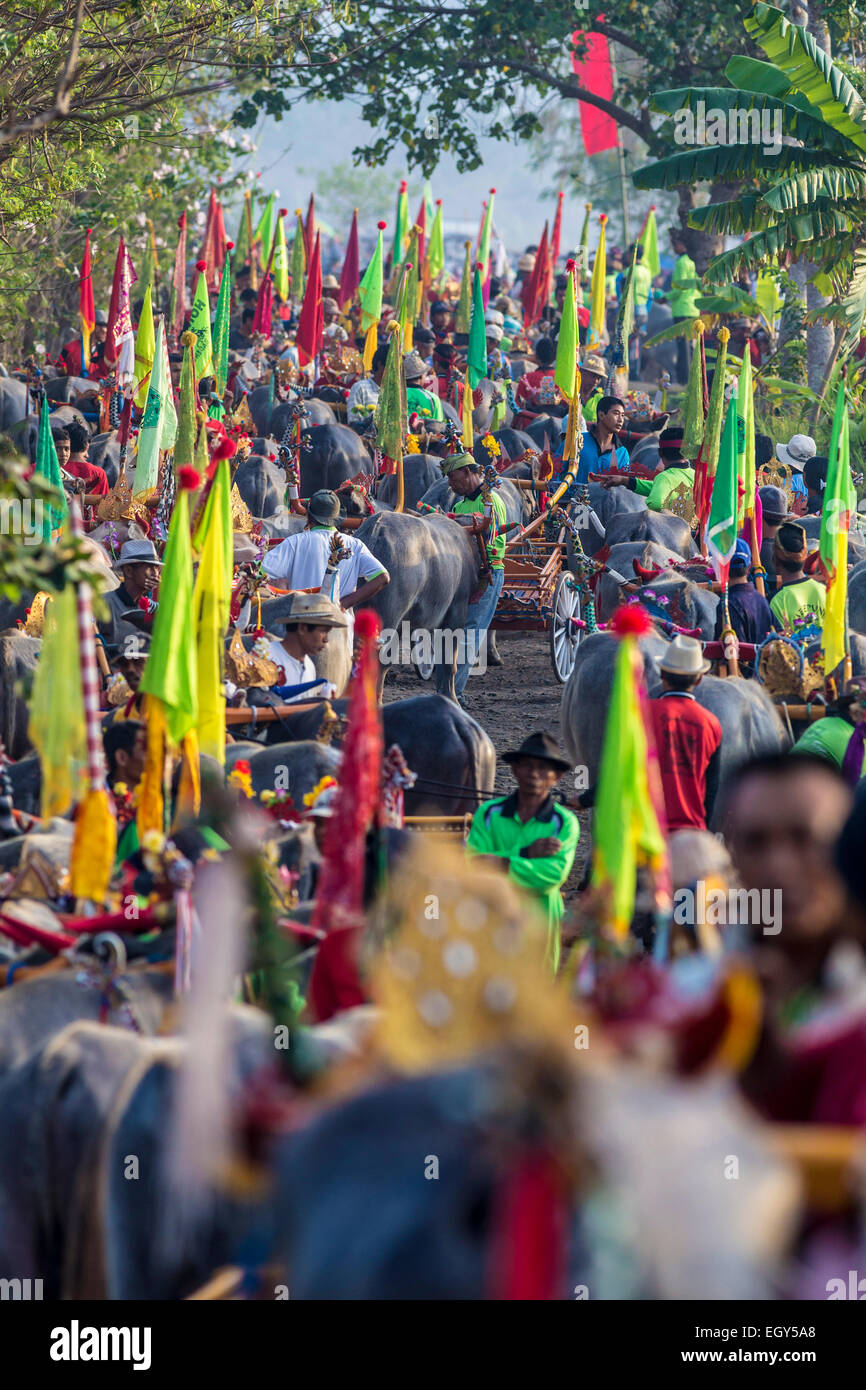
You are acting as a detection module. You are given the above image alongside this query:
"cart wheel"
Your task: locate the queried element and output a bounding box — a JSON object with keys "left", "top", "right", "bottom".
{"left": 550, "top": 574, "right": 582, "bottom": 683}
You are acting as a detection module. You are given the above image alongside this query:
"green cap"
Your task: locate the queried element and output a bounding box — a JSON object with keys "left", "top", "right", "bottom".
{"left": 440, "top": 451, "right": 477, "bottom": 477}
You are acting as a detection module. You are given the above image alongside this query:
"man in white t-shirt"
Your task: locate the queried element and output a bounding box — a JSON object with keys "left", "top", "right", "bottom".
{"left": 263, "top": 592, "right": 348, "bottom": 701}
{"left": 263, "top": 490, "right": 390, "bottom": 646}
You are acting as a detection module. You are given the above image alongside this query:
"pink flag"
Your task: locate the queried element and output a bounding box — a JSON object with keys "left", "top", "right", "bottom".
{"left": 570, "top": 27, "right": 618, "bottom": 156}
{"left": 339, "top": 210, "right": 360, "bottom": 312}
{"left": 105, "top": 236, "right": 138, "bottom": 385}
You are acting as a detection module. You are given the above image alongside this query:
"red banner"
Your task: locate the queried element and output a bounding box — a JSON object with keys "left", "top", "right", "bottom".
{"left": 571, "top": 27, "right": 618, "bottom": 156}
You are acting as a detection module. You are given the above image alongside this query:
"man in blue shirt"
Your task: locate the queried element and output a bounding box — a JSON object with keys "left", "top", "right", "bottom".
{"left": 575, "top": 395, "right": 629, "bottom": 484}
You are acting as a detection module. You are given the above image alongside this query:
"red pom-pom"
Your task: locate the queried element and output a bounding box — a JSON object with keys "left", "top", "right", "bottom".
{"left": 489, "top": 186, "right": 497, "bottom": 194}
{"left": 212, "top": 437, "right": 236, "bottom": 461}
{"left": 268, "top": 453, "right": 276, "bottom": 462}
{"left": 279, "top": 207, "right": 288, "bottom": 218}
{"left": 399, "top": 180, "right": 407, "bottom": 191}
{"left": 86, "top": 227, "right": 92, "bottom": 235}
{"left": 354, "top": 609, "right": 381, "bottom": 641}
{"left": 178, "top": 214, "right": 185, "bottom": 227}
{"left": 566, "top": 258, "right": 576, "bottom": 272}
{"left": 138, "top": 595, "right": 150, "bottom": 612}
{"left": 610, "top": 604, "right": 653, "bottom": 638}
{"left": 195, "top": 259, "right": 207, "bottom": 272}
{"left": 436, "top": 199, "right": 442, "bottom": 206}
{"left": 226, "top": 240, "right": 235, "bottom": 251}
{"left": 177, "top": 466, "right": 202, "bottom": 491}
{"left": 234, "top": 759, "right": 251, "bottom": 775}
{"left": 378, "top": 220, "right": 387, "bottom": 230}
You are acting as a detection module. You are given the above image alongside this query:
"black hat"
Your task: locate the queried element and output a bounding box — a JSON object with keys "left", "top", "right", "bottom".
{"left": 758, "top": 484, "right": 789, "bottom": 524}
{"left": 803, "top": 455, "right": 828, "bottom": 495}
{"left": 502, "top": 731, "right": 571, "bottom": 774}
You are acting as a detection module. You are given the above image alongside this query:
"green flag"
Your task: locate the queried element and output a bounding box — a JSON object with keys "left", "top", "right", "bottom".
{"left": 819, "top": 380, "right": 856, "bottom": 675}
{"left": 467, "top": 265, "right": 487, "bottom": 389}
{"left": 189, "top": 266, "right": 214, "bottom": 381}
{"left": 427, "top": 201, "right": 444, "bottom": 281}
{"left": 34, "top": 397, "right": 68, "bottom": 539}
{"left": 273, "top": 210, "right": 289, "bottom": 302}
{"left": 375, "top": 327, "right": 407, "bottom": 462}
{"left": 135, "top": 318, "right": 171, "bottom": 499}
{"left": 578, "top": 203, "right": 592, "bottom": 281}
{"left": 681, "top": 325, "right": 705, "bottom": 463}
{"left": 255, "top": 194, "right": 276, "bottom": 266}
{"left": 174, "top": 332, "right": 198, "bottom": 471}
{"left": 638, "top": 207, "right": 661, "bottom": 279}
{"left": 212, "top": 252, "right": 232, "bottom": 396}
{"left": 391, "top": 180, "right": 409, "bottom": 272}
{"left": 736, "top": 348, "right": 755, "bottom": 523}
{"left": 478, "top": 190, "right": 495, "bottom": 281}
{"left": 455, "top": 240, "right": 473, "bottom": 335}
{"left": 133, "top": 284, "right": 155, "bottom": 411}
{"left": 139, "top": 481, "right": 198, "bottom": 746}
{"left": 139, "top": 222, "right": 158, "bottom": 301}
{"left": 289, "top": 209, "right": 306, "bottom": 302}
{"left": 423, "top": 179, "right": 435, "bottom": 227}
{"left": 706, "top": 388, "right": 740, "bottom": 580}
{"left": 554, "top": 266, "right": 577, "bottom": 400}
{"left": 700, "top": 328, "right": 730, "bottom": 490}
{"left": 234, "top": 194, "right": 251, "bottom": 269}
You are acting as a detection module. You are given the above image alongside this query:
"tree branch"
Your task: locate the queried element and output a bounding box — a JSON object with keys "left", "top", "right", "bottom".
{"left": 0, "top": 0, "right": 86, "bottom": 145}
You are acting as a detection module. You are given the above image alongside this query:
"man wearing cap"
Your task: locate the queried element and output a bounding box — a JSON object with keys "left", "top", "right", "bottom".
{"left": 99, "top": 539, "right": 162, "bottom": 648}
{"left": 579, "top": 353, "right": 607, "bottom": 424}
{"left": 713, "top": 538, "right": 774, "bottom": 656}
{"left": 263, "top": 489, "right": 389, "bottom": 646}
{"left": 485, "top": 314, "right": 511, "bottom": 380}
{"left": 803, "top": 455, "right": 829, "bottom": 515}
{"left": 758, "top": 482, "right": 788, "bottom": 598}
{"left": 404, "top": 352, "right": 445, "bottom": 421}
{"left": 769, "top": 520, "right": 825, "bottom": 633}
{"left": 347, "top": 345, "right": 388, "bottom": 423}
{"left": 467, "top": 731, "right": 579, "bottom": 970}
{"left": 442, "top": 452, "right": 508, "bottom": 702}
{"left": 258, "top": 592, "right": 347, "bottom": 701}
{"left": 775, "top": 432, "right": 814, "bottom": 504}
{"left": 601, "top": 427, "right": 694, "bottom": 510}
{"left": 430, "top": 300, "right": 453, "bottom": 344}
{"left": 650, "top": 635, "right": 722, "bottom": 832}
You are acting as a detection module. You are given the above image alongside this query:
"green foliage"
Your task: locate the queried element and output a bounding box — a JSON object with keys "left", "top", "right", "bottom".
{"left": 0, "top": 441, "right": 108, "bottom": 598}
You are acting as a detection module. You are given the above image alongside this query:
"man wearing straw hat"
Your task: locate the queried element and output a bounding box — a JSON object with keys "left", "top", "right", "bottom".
{"left": 649, "top": 634, "right": 722, "bottom": 833}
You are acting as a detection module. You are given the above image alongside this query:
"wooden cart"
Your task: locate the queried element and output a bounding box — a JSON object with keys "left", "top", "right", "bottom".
{"left": 491, "top": 521, "right": 584, "bottom": 683}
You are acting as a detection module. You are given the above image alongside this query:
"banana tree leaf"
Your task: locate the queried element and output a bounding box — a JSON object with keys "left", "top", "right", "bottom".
{"left": 652, "top": 81, "right": 861, "bottom": 159}
{"left": 724, "top": 55, "right": 791, "bottom": 100}
{"left": 634, "top": 141, "right": 842, "bottom": 192}
{"left": 758, "top": 376, "right": 825, "bottom": 405}
{"left": 704, "top": 215, "right": 857, "bottom": 284}
{"left": 745, "top": 2, "right": 866, "bottom": 156}
{"left": 802, "top": 246, "right": 866, "bottom": 355}
{"left": 764, "top": 166, "right": 866, "bottom": 213}
{"left": 643, "top": 318, "right": 704, "bottom": 349}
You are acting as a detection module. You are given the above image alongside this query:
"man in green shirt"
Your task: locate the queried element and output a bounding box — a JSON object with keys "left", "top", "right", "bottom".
{"left": 601, "top": 426, "right": 695, "bottom": 511}
{"left": 666, "top": 232, "right": 700, "bottom": 384}
{"left": 404, "top": 351, "right": 445, "bottom": 421}
{"left": 792, "top": 679, "right": 866, "bottom": 780}
{"left": 580, "top": 352, "right": 606, "bottom": 424}
{"left": 442, "top": 450, "right": 508, "bottom": 701}
{"left": 769, "top": 521, "right": 826, "bottom": 634}
{"left": 467, "top": 731, "right": 579, "bottom": 971}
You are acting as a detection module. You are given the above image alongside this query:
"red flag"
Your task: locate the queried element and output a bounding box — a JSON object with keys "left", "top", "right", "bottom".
{"left": 172, "top": 213, "right": 187, "bottom": 340}
{"left": 550, "top": 191, "right": 565, "bottom": 275}
{"left": 415, "top": 197, "right": 427, "bottom": 271}
{"left": 105, "top": 236, "right": 137, "bottom": 379}
{"left": 199, "top": 189, "right": 227, "bottom": 291}
{"left": 523, "top": 221, "right": 549, "bottom": 330}
{"left": 296, "top": 230, "right": 323, "bottom": 367}
{"left": 304, "top": 194, "right": 316, "bottom": 266}
{"left": 252, "top": 262, "right": 273, "bottom": 339}
{"left": 79, "top": 228, "right": 95, "bottom": 367}
{"left": 339, "top": 209, "right": 360, "bottom": 312}
{"left": 570, "top": 28, "right": 618, "bottom": 156}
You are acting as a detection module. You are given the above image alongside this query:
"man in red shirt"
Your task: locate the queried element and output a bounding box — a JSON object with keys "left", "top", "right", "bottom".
{"left": 649, "top": 635, "right": 722, "bottom": 831}
{"left": 62, "top": 419, "right": 110, "bottom": 496}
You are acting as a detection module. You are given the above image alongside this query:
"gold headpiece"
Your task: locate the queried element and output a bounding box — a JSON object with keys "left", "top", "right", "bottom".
{"left": 230, "top": 483, "right": 254, "bottom": 534}
{"left": 225, "top": 627, "right": 281, "bottom": 689}
{"left": 232, "top": 397, "right": 255, "bottom": 431}
{"left": 22, "top": 590, "right": 52, "bottom": 638}
{"left": 96, "top": 465, "right": 151, "bottom": 525}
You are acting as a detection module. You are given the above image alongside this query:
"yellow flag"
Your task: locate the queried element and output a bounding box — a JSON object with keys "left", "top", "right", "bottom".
{"left": 28, "top": 585, "right": 87, "bottom": 818}
{"left": 133, "top": 284, "right": 155, "bottom": 410}
{"left": 461, "top": 373, "right": 474, "bottom": 449}
{"left": 587, "top": 215, "right": 608, "bottom": 352}
{"left": 193, "top": 459, "right": 232, "bottom": 763}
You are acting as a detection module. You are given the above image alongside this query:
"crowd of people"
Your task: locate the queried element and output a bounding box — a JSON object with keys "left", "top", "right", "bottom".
{"left": 0, "top": 187, "right": 864, "bottom": 1304}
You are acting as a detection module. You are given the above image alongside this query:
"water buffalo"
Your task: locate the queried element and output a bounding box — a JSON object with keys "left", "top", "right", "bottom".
{"left": 89, "top": 431, "right": 122, "bottom": 486}
{"left": 354, "top": 511, "right": 477, "bottom": 698}
{"left": 376, "top": 455, "right": 443, "bottom": 512}
{"left": 524, "top": 414, "right": 565, "bottom": 450}
{"left": 630, "top": 572, "right": 719, "bottom": 640}
{"left": 299, "top": 423, "right": 372, "bottom": 496}
{"left": 595, "top": 542, "right": 685, "bottom": 622}
{"left": 245, "top": 739, "right": 342, "bottom": 801}
{"left": 266, "top": 395, "right": 335, "bottom": 439}
{"left": 603, "top": 507, "right": 697, "bottom": 560}
{"left": 1, "top": 633, "right": 40, "bottom": 759}
{"left": 0, "top": 378, "right": 30, "bottom": 432}
{"left": 416, "top": 476, "right": 529, "bottom": 528}
{"left": 376, "top": 694, "right": 495, "bottom": 814}
{"left": 848, "top": 560, "right": 866, "bottom": 636}
{"left": 43, "top": 376, "right": 92, "bottom": 404}
{"left": 561, "top": 629, "right": 786, "bottom": 823}
{"left": 233, "top": 453, "right": 286, "bottom": 518}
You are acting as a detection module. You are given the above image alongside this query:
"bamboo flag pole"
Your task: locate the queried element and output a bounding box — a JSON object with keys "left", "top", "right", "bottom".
{"left": 245, "top": 192, "right": 257, "bottom": 291}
